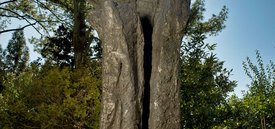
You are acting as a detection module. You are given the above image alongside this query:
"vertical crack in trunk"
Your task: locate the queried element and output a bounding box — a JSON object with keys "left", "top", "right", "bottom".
{"left": 141, "top": 16, "right": 153, "bottom": 129}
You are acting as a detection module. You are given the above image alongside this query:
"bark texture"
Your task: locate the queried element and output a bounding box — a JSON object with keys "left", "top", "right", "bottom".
{"left": 88, "top": 0, "right": 190, "bottom": 129}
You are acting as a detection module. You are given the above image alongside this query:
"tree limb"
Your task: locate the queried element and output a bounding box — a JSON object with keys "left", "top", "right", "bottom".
{"left": 0, "top": 7, "right": 43, "bottom": 35}
{"left": 0, "top": 22, "right": 38, "bottom": 34}
{"left": 0, "top": 14, "right": 24, "bottom": 20}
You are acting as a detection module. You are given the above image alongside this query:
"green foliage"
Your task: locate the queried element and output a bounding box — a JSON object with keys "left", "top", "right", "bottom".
{"left": 0, "top": 62, "right": 101, "bottom": 128}
{"left": 2, "top": 0, "right": 274, "bottom": 129}
{"left": 39, "top": 24, "right": 102, "bottom": 68}
{"left": 3, "top": 29, "right": 29, "bottom": 74}
{"left": 48, "top": 0, "right": 74, "bottom": 13}
{"left": 180, "top": 0, "right": 236, "bottom": 128}
{"left": 1, "top": 2, "right": 102, "bottom": 127}
{"left": 243, "top": 50, "right": 274, "bottom": 96}
{"left": 0, "top": 0, "right": 73, "bottom": 33}
{"left": 241, "top": 50, "right": 275, "bottom": 128}
{"left": 1, "top": 0, "right": 100, "bottom": 68}
{"left": 185, "top": 0, "right": 228, "bottom": 37}
{"left": 215, "top": 51, "right": 275, "bottom": 128}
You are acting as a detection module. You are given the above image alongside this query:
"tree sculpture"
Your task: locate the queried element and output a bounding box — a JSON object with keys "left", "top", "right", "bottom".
{"left": 88, "top": 0, "right": 190, "bottom": 128}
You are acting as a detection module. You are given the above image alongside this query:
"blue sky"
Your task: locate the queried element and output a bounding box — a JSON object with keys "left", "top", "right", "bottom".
{"left": 1, "top": 0, "right": 275, "bottom": 97}
{"left": 204, "top": 0, "right": 275, "bottom": 96}
{"left": 0, "top": 19, "right": 41, "bottom": 60}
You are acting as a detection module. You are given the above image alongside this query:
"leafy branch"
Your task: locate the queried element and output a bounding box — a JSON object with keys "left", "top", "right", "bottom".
{"left": 34, "top": 0, "right": 73, "bottom": 26}
{"left": 0, "top": 0, "right": 73, "bottom": 35}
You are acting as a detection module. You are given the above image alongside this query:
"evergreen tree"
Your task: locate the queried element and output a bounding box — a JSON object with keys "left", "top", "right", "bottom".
{"left": 41, "top": 25, "right": 74, "bottom": 67}
{"left": 4, "top": 29, "right": 29, "bottom": 74}
{"left": 40, "top": 24, "right": 101, "bottom": 68}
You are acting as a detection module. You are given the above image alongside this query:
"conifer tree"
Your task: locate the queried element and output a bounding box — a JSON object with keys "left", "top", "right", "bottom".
{"left": 4, "top": 29, "right": 29, "bottom": 74}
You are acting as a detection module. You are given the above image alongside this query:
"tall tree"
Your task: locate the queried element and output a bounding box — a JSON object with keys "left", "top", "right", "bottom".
{"left": 1, "top": 0, "right": 99, "bottom": 68}
{"left": 73, "top": 0, "right": 88, "bottom": 68}
{"left": 40, "top": 24, "right": 101, "bottom": 68}
{"left": 179, "top": 0, "right": 236, "bottom": 128}
{"left": 88, "top": 0, "right": 190, "bottom": 128}
{"left": 4, "top": 29, "right": 29, "bottom": 74}
{"left": 36, "top": 0, "right": 96, "bottom": 68}
{"left": 40, "top": 0, "right": 100, "bottom": 68}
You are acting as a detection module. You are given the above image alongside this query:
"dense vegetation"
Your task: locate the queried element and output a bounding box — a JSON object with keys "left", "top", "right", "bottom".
{"left": 0, "top": 0, "right": 274, "bottom": 128}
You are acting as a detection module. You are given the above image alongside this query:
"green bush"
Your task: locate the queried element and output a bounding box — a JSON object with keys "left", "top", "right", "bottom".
{"left": 0, "top": 63, "right": 101, "bottom": 129}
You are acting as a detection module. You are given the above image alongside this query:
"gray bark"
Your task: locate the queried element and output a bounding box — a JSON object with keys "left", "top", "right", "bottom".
{"left": 88, "top": 0, "right": 190, "bottom": 129}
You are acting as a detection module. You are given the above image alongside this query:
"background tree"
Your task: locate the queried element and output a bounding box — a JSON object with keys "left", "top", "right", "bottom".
{"left": 40, "top": 24, "right": 101, "bottom": 68}
{"left": 72, "top": 0, "right": 88, "bottom": 68}
{"left": 39, "top": 0, "right": 99, "bottom": 68}
{"left": 0, "top": 45, "right": 5, "bottom": 93}
{"left": 241, "top": 50, "right": 274, "bottom": 128}
{"left": 0, "top": 0, "right": 98, "bottom": 68}
{"left": 216, "top": 50, "right": 275, "bottom": 128}
{"left": 4, "top": 29, "right": 29, "bottom": 74}
{"left": 41, "top": 24, "right": 74, "bottom": 68}
{"left": 180, "top": 0, "right": 236, "bottom": 128}
{"left": 0, "top": 44, "right": 5, "bottom": 76}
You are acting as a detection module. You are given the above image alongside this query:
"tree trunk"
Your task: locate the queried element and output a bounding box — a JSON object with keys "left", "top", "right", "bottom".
{"left": 88, "top": 0, "right": 190, "bottom": 128}
{"left": 73, "top": 0, "right": 89, "bottom": 68}
{"left": 261, "top": 117, "right": 266, "bottom": 129}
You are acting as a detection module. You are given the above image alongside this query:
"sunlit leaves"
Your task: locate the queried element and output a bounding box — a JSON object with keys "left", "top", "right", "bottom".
{"left": 218, "top": 51, "right": 275, "bottom": 128}
{"left": 0, "top": 64, "right": 101, "bottom": 128}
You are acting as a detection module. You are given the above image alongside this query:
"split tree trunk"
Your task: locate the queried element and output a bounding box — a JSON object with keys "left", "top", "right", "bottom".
{"left": 88, "top": 0, "right": 190, "bottom": 128}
